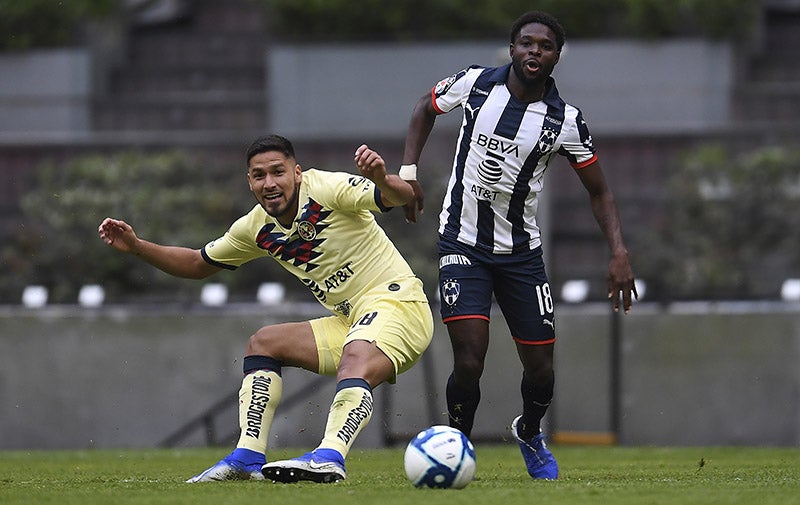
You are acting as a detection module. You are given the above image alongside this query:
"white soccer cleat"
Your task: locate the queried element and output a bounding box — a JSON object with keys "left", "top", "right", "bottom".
{"left": 261, "top": 449, "right": 346, "bottom": 483}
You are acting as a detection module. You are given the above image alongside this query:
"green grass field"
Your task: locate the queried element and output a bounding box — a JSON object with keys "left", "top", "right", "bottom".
{"left": 1, "top": 445, "right": 798, "bottom": 505}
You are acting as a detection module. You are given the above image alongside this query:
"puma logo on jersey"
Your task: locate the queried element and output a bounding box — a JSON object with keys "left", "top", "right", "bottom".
{"left": 465, "top": 103, "right": 483, "bottom": 121}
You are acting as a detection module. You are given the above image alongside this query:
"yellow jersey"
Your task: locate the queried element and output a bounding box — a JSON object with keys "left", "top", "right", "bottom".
{"left": 202, "top": 169, "right": 426, "bottom": 319}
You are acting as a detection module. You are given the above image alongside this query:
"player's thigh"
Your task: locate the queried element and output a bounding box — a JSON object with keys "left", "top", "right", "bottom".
{"left": 349, "top": 297, "right": 434, "bottom": 381}
{"left": 493, "top": 252, "right": 556, "bottom": 344}
{"left": 438, "top": 245, "right": 494, "bottom": 322}
{"left": 313, "top": 300, "right": 432, "bottom": 383}
{"left": 248, "top": 320, "right": 319, "bottom": 371}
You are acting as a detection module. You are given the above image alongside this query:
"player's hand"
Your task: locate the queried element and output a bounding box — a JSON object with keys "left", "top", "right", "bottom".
{"left": 98, "top": 217, "right": 138, "bottom": 254}
{"left": 607, "top": 252, "right": 637, "bottom": 313}
{"left": 354, "top": 144, "right": 387, "bottom": 182}
{"left": 403, "top": 180, "right": 424, "bottom": 223}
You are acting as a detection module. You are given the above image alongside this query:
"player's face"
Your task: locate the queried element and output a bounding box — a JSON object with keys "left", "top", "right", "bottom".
{"left": 247, "top": 150, "right": 302, "bottom": 227}
{"left": 510, "top": 22, "right": 560, "bottom": 86}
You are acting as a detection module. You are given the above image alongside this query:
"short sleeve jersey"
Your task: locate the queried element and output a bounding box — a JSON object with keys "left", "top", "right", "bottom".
{"left": 431, "top": 63, "right": 598, "bottom": 254}
{"left": 202, "top": 169, "right": 425, "bottom": 319}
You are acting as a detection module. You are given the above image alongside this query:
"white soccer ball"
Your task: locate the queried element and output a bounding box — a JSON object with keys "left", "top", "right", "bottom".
{"left": 404, "top": 425, "right": 476, "bottom": 489}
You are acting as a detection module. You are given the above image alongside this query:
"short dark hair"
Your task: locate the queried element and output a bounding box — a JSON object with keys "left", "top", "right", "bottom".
{"left": 246, "top": 134, "right": 295, "bottom": 165}
{"left": 509, "top": 11, "right": 566, "bottom": 51}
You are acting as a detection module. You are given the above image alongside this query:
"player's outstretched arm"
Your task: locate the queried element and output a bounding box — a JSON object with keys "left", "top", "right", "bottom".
{"left": 98, "top": 217, "right": 220, "bottom": 279}
{"left": 354, "top": 144, "right": 414, "bottom": 207}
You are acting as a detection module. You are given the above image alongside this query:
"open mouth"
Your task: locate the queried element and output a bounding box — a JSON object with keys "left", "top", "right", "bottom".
{"left": 526, "top": 59, "right": 541, "bottom": 72}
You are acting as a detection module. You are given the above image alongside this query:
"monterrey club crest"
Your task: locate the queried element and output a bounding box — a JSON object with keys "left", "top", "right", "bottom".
{"left": 441, "top": 279, "right": 461, "bottom": 307}
{"left": 297, "top": 220, "right": 317, "bottom": 241}
{"left": 536, "top": 129, "right": 557, "bottom": 155}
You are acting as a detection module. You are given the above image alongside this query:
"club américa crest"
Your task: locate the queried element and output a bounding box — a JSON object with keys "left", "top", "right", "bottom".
{"left": 297, "top": 220, "right": 317, "bottom": 241}
{"left": 256, "top": 198, "right": 330, "bottom": 272}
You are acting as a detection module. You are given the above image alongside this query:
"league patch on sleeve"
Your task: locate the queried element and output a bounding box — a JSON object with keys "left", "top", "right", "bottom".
{"left": 433, "top": 68, "right": 468, "bottom": 98}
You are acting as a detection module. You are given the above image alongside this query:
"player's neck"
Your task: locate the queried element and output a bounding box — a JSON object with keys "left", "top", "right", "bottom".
{"left": 507, "top": 76, "right": 547, "bottom": 103}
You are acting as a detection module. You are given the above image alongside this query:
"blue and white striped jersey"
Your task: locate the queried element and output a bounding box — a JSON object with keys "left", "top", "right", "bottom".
{"left": 430, "top": 63, "right": 597, "bottom": 254}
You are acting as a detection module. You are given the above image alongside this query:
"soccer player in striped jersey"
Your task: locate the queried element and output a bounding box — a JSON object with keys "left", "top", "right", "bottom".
{"left": 98, "top": 135, "right": 433, "bottom": 483}
{"left": 400, "top": 11, "right": 637, "bottom": 479}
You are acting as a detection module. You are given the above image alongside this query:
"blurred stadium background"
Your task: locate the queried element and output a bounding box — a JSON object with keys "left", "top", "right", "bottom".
{"left": 1, "top": 0, "right": 799, "bottom": 450}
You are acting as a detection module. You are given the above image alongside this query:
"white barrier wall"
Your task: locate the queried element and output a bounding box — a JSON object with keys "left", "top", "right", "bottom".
{"left": 1, "top": 302, "right": 798, "bottom": 450}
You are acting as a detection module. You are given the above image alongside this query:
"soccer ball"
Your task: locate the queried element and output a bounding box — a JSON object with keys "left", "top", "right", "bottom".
{"left": 404, "top": 425, "right": 476, "bottom": 489}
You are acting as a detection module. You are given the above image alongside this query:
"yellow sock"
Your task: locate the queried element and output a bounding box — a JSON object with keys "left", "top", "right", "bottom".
{"left": 318, "top": 383, "right": 373, "bottom": 458}
{"left": 235, "top": 369, "right": 282, "bottom": 453}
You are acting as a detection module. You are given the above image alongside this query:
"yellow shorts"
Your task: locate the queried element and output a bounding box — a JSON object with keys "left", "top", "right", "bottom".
{"left": 310, "top": 288, "right": 433, "bottom": 383}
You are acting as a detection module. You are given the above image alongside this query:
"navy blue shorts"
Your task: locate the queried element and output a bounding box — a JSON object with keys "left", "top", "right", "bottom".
{"left": 438, "top": 237, "right": 556, "bottom": 345}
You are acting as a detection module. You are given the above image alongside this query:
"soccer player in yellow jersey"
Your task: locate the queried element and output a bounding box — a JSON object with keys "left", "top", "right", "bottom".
{"left": 98, "top": 135, "right": 433, "bottom": 483}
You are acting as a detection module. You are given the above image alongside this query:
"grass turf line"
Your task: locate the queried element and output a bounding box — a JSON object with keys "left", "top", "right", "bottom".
{"left": 0, "top": 446, "right": 798, "bottom": 505}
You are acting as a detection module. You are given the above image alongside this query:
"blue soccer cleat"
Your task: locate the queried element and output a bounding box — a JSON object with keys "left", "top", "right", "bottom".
{"left": 261, "top": 448, "right": 346, "bottom": 483}
{"left": 186, "top": 448, "right": 266, "bottom": 483}
{"left": 511, "top": 415, "right": 559, "bottom": 480}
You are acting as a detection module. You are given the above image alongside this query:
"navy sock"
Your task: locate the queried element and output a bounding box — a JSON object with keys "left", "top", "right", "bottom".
{"left": 446, "top": 373, "right": 480, "bottom": 437}
{"left": 243, "top": 355, "right": 282, "bottom": 375}
{"left": 518, "top": 371, "right": 554, "bottom": 440}
{"left": 336, "top": 377, "right": 371, "bottom": 392}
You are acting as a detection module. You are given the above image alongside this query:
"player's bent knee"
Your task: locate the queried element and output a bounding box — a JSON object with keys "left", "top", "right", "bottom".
{"left": 246, "top": 326, "right": 282, "bottom": 356}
